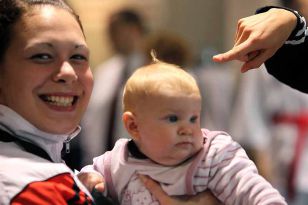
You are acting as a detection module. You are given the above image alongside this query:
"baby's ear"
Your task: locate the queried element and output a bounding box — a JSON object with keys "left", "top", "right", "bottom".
{"left": 122, "top": 111, "right": 139, "bottom": 140}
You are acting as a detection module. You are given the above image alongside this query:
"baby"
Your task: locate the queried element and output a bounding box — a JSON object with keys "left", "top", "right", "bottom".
{"left": 79, "top": 56, "right": 286, "bottom": 205}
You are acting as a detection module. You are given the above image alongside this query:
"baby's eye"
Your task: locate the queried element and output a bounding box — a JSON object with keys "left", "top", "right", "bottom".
{"left": 190, "top": 116, "right": 198, "bottom": 123}
{"left": 167, "top": 115, "right": 178, "bottom": 123}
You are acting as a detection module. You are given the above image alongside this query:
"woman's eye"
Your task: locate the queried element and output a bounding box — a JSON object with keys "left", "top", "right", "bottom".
{"left": 30, "top": 53, "right": 52, "bottom": 61}
{"left": 71, "top": 54, "right": 88, "bottom": 61}
{"left": 167, "top": 115, "right": 178, "bottom": 123}
{"left": 190, "top": 116, "right": 198, "bottom": 123}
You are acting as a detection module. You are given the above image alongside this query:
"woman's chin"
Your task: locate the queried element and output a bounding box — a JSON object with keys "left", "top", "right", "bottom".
{"left": 38, "top": 123, "right": 78, "bottom": 135}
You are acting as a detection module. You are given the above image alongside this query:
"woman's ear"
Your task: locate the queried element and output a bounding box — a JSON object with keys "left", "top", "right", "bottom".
{"left": 122, "top": 111, "right": 139, "bottom": 140}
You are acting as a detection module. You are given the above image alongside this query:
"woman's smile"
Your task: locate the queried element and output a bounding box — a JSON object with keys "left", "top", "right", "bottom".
{"left": 39, "top": 94, "right": 78, "bottom": 109}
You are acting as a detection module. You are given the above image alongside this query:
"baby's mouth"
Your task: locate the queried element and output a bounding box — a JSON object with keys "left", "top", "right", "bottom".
{"left": 39, "top": 95, "right": 78, "bottom": 107}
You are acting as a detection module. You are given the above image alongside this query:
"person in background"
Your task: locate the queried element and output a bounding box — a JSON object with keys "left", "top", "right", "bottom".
{"left": 143, "top": 32, "right": 192, "bottom": 68}
{"left": 229, "top": 63, "right": 308, "bottom": 205}
{"left": 80, "top": 8, "right": 148, "bottom": 166}
{"left": 78, "top": 54, "right": 287, "bottom": 205}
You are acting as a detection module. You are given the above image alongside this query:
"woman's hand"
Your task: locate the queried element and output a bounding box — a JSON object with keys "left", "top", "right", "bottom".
{"left": 213, "top": 8, "right": 297, "bottom": 72}
{"left": 139, "top": 175, "right": 221, "bottom": 205}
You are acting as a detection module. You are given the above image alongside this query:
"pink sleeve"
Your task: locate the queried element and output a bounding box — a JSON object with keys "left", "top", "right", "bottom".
{"left": 80, "top": 152, "right": 108, "bottom": 177}
{"left": 205, "top": 133, "right": 286, "bottom": 205}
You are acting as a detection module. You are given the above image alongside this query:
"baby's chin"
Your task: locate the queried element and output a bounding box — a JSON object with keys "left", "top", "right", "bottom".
{"left": 157, "top": 151, "right": 201, "bottom": 166}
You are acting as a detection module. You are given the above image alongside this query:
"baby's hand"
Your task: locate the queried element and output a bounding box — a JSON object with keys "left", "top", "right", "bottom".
{"left": 77, "top": 172, "right": 105, "bottom": 193}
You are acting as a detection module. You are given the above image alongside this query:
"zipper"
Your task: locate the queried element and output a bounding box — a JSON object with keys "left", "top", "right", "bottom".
{"left": 63, "top": 137, "right": 71, "bottom": 153}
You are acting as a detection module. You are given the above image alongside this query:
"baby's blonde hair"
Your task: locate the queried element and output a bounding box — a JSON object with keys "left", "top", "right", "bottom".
{"left": 123, "top": 52, "right": 201, "bottom": 112}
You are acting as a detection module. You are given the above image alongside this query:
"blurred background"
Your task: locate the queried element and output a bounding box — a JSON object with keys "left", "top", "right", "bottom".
{"left": 67, "top": 0, "right": 280, "bottom": 68}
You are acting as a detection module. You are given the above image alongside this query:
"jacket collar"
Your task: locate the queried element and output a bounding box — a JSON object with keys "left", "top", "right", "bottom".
{"left": 0, "top": 105, "right": 80, "bottom": 162}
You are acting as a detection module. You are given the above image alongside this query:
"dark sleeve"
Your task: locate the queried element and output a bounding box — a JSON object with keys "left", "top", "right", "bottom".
{"left": 257, "top": 6, "right": 308, "bottom": 93}
{"left": 265, "top": 39, "right": 308, "bottom": 93}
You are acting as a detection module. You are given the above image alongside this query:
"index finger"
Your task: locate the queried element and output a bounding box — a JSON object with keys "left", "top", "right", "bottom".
{"left": 212, "top": 40, "right": 258, "bottom": 63}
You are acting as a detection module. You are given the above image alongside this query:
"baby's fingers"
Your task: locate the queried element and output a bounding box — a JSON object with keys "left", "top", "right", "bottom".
{"left": 78, "top": 172, "right": 104, "bottom": 192}
{"left": 94, "top": 182, "right": 105, "bottom": 193}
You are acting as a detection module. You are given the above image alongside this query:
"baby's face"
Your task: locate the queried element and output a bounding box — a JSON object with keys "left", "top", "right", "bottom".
{"left": 134, "top": 91, "right": 203, "bottom": 166}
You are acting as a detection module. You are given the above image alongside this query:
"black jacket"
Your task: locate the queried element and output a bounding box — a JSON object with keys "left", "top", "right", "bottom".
{"left": 258, "top": 6, "right": 308, "bottom": 93}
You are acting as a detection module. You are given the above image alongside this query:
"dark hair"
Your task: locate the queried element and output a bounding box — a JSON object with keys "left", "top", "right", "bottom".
{"left": 145, "top": 32, "right": 191, "bottom": 68}
{"left": 280, "top": 0, "right": 293, "bottom": 7}
{"left": 108, "top": 9, "right": 146, "bottom": 35}
{"left": 0, "top": 0, "right": 84, "bottom": 62}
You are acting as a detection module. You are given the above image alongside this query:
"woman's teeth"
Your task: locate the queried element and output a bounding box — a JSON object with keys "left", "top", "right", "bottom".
{"left": 45, "top": 96, "right": 74, "bottom": 107}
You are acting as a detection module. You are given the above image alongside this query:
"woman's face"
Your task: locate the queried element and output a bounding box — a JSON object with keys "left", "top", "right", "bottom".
{"left": 0, "top": 6, "right": 93, "bottom": 134}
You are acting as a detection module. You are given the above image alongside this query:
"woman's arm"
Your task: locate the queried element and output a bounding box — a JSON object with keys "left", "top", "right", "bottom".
{"left": 139, "top": 175, "right": 221, "bottom": 205}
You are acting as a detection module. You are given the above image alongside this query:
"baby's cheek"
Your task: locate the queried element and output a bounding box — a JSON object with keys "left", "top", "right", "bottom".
{"left": 195, "top": 137, "right": 204, "bottom": 151}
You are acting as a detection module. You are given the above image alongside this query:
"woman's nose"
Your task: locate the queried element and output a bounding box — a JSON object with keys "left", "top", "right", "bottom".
{"left": 53, "top": 62, "right": 78, "bottom": 84}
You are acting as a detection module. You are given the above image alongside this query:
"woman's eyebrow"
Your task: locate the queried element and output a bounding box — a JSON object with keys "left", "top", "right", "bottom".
{"left": 27, "top": 42, "right": 53, "bottom": 48}
{"left": 74, "top": 44, "right": 88, "bottom": 50}
{"left": 74, "top": 44, "right": 90, "bottom": 53}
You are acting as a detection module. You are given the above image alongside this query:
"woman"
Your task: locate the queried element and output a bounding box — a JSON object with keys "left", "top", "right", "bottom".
{"left": 0, "top": 0, "right": 94, "bottom": 204}
{"left": 0, "top": 0, "right": 216, "bottom": 204}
